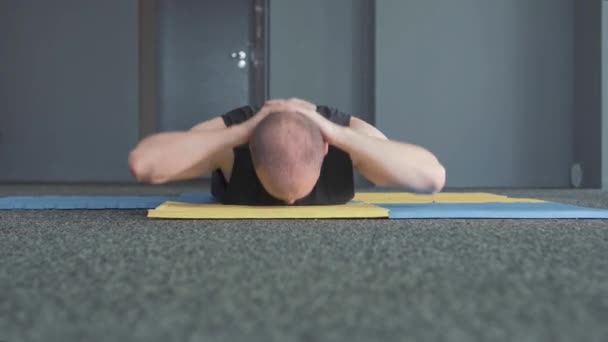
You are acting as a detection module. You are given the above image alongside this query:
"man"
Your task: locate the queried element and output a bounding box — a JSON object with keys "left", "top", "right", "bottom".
{"left": 128, "top": 98, "right": 445, "bottom": 205}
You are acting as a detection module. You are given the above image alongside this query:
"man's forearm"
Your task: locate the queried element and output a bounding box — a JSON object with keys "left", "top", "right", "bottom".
{"left": 129, "top": 124, "right": 249, "bottom": 183}
{"left": 333, "top": 127, "right": 446, "bottom": 192}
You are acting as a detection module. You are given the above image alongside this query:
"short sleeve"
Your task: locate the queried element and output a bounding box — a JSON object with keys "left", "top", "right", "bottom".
{"left": 221, "top": 106, "right": 256, "bottom": 127}
{"left": 316, "top": 105, "right": 351, "bottom": 127}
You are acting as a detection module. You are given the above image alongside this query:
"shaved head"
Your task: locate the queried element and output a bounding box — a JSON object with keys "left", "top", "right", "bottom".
{"left": 249, "top": 112, "right": 327, "bottom": 203}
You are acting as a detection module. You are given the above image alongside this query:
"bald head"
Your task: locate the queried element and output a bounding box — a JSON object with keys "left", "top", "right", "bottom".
{"left": 249, "top": 112, "right": 326, "bottom": 203}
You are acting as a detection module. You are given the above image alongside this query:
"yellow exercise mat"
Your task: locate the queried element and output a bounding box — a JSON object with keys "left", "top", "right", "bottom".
{"left": 148, "top": 201, "right": 389, "bottom": 219}
{"left": 353, "top": 192, "right": 545, "bottom": 204}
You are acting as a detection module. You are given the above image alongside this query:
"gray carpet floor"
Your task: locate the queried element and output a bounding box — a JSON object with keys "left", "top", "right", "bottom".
{"left": 1, "top": 184, "right": 608, "bottom": 342}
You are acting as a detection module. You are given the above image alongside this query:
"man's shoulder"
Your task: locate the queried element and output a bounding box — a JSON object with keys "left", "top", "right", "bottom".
{"left": 221, "top": 105, "right": 257, "bottom": 126}
{"left": 316, "top": 105, "right": 351, "bottom": 126}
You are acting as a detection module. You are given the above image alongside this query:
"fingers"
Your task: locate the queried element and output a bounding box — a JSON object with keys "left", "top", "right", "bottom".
{"left": 288, "top": 98, "right": 316, "bottom": 110}
{"left": 259, "top": 99, "right": 335, "bottom": 142}
{"left": 264, "top": 99, "right": 287, "bottom": 107}
{"left": 264, "top": 99, "right": 281, "bottom": 106}
{"left": 261, "top": 100, "right": 293, "bottom": 114}
{"left": 263, "top": 98, "right": 316, "bottom": 113}
{"left": 256, "top": 99, "right": 286, "bottom": 116}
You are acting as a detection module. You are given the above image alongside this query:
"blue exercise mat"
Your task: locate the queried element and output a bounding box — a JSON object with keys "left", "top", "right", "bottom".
{"left": 0, "top": 193, "right": 216, "bottom": 209}
{"left": 380, "top": 202, "right": 608, "bottom": 219}
{"left": 2, "top": 193, "right": 608, "bottom": 219}
{"left": 176, "top": 192, "right": 217, "bottom": 204}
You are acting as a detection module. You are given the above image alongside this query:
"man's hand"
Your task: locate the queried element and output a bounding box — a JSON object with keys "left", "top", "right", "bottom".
{"left": 238, "top": 103, "right": 278, "bottom": 140}
{"left": 265, "top": 98, "right": 316, "bottom": 112}
{"left": 297, "top": 107, "right": 341, "bottom": 144}
{"left": 262, "top": 98, "right": 342, "bottom": 144}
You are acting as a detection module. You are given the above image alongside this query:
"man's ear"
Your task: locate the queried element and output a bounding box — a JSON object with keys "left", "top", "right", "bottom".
{"left": 323, "top": 141, "right": 329, "bottom": 156}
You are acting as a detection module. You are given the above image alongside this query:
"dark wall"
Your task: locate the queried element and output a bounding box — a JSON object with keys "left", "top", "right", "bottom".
{"left": 269, "top": 0, "right": 374, "bottom": 123}
{"left": 574, "top": 0, "right": 602, "bottom": 188}
{"left": 0, "top": 0, "right": 138, "bottom": 182}
{"left": 0, "top": 0, "right": 603, "bottom": 187}
{"left": 376, "top": 0, "right": 575, "bottom": 187}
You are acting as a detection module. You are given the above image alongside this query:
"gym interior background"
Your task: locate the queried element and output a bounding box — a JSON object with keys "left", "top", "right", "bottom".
{"left": 2, "top": 2, "right": 608, "bottom": 342}
{"left": 1, "top": 0, "right": 606, "bottom": 189}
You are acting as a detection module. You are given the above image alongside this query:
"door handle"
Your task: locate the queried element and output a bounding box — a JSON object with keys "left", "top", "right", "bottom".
{"left": 230, "top": 50, "right": 247, "bottom": 69}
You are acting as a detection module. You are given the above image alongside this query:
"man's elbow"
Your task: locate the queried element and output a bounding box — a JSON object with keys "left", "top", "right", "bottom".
{"left": 414, "top": 163, "right": 446, "bottom": 193}
{"left": 389, "top": 163, "right": 445, "bottom": 193}
{"left": 428, "top": 163, "right": 446, "bottom": 193}
{"left": 128, "top": 151, "right": 168, "bottom": 184}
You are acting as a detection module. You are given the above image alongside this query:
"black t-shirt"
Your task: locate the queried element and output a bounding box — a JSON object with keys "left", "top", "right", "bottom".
{"left": 210, "top": 105, "right": 354, "bottom": 205}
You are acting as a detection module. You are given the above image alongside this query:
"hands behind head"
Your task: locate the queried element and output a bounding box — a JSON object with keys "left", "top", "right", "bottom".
{"left": 263, "top": 98, "right": 317, "bottom": 113}
{"left": 253, "top": 98, "right": 340, "bottom": 144}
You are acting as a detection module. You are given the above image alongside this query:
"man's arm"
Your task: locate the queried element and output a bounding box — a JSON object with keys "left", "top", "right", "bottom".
{"left": 335, "top": 121, "right": 445, "bottom": 193}
{"left": 144, "top": 99, "right": 311, "bottom": 184}
{"left": 129, "top": 104, "right": 279, "bottom": 184}
{"left": 189, "top": 116, "right": 227, "bottom": 132}
{"left": 349, "top": 117, "right": 387, "bottom": 140}
{"left": 263, "top": 99, "right": 445, "bottom": 193}
{"left": 128, "top": 124, "right": 248, "bottom": 184}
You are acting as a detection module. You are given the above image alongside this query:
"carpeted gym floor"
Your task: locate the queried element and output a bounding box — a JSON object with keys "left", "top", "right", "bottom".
{"left": 1, "top": 184, "right": 608, "bottom": 342}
